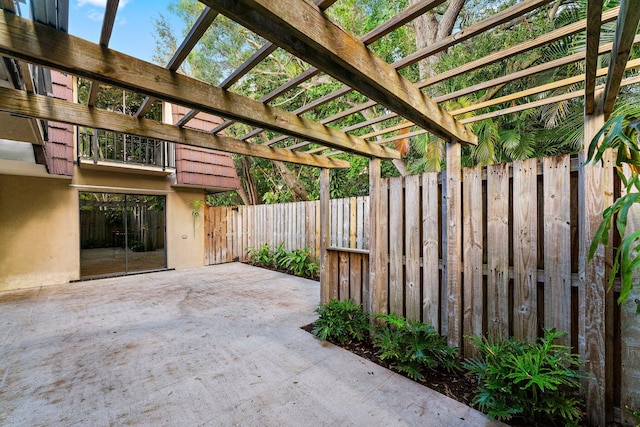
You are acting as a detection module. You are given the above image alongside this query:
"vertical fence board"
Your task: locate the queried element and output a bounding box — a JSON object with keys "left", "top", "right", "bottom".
{"left": 339, "top": 252, "right": 350, "bottom": 300}
{"left": 349, "top": 198, "right": 357, "bottom": 248}
{"left": 462, "top": 166, "right": 483, "bottom": 355}
{"left": 405, "top": 174, "right": 421, "bottom": 321}
{"left": 356, "top": 197, "right": 365, "bottom": 249}
{"left": 544, "top": 155, "right": 571, "bottom": 344}
{"left": 487, "top": 163, "right": 509, "bottom": 339}
{"left": 445, "top": 143, "right": 462, "bottom": 348}
{"left": 513, "top": 158, "right": 538, "bottom": 343}
{"left": 350, "top": 254, "right": 362, "bottom": 305}
{"left": 389, "top": 176, "right": 404, "bottom": 316}
{"left": 423, "top": 172, "right": 440, "bottom": 329}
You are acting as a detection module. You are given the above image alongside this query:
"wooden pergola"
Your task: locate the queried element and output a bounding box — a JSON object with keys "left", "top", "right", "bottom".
{"left": 0, "top": 0, "right": 638, "bottom": 425}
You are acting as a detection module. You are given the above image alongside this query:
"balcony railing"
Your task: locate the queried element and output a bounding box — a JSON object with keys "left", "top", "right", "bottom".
{"left": 78, "top": 127, "right": 175, "bottom": 169}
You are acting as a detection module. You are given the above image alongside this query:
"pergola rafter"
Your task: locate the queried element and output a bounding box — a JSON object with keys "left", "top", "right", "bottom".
{"left": 0, "top": 10, "right": 398, "bottom": 160}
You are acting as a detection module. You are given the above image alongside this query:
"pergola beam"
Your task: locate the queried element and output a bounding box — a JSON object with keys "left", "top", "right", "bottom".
{"left": 0, "top": 87, "right": 349, "bottom": 169}
{"left": 602, "top": 0, "right": 640, "bottom": 117}
{"left": 0, "top": 11, "right": 398, "bottom": 159}
{"left": 419, "top": 7, "right": 620, "bottom": 89}
{"left": 202, "top": 0, "right": 476, "bottom": 145}
{"left": 360, "top": 36, "right": 640, "bottom": 141}
{"left": 87, "top": 0, "right": 119, "bottom": 107}
{"left": 135, "top": 7, "right": 219, "bottom": 118}
{"left": 584, "top": 0, "right": 604, "bottom": 114}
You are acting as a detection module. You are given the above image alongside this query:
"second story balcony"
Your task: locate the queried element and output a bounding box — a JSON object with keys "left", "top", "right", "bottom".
{"left": 77, "top": 127, "right": 175, "bottom": 175}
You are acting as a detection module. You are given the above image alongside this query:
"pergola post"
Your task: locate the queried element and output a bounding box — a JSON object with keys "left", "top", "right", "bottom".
{"left": 368, "top": 157, "right": 386, "bottom": 315}
{"left": 319, "top": 168, "right": 331, "bottom": 304}
{"left": 445, "top": 142, "right": 462, "bottom": 349}
{"left": 579, "top": 88, "right": 613, "bottom": 426}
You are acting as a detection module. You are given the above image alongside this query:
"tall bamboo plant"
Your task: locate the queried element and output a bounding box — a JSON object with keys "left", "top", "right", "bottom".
{"left": 586, "top": 114, "right": 640, "bottom": 313}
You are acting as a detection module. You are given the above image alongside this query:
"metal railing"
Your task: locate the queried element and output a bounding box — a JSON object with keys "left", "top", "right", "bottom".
{"left": 77, "top": 127, "right": 175, "bottom": 169}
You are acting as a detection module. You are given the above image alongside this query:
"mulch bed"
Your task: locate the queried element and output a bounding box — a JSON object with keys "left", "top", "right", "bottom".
{"left": 299, "top": 322, "right": 477, "bottom": 407}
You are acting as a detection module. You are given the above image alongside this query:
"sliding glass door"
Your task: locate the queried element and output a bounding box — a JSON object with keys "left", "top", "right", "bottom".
{"left": 79, "top": 192, "right": 166, "bottom": 278}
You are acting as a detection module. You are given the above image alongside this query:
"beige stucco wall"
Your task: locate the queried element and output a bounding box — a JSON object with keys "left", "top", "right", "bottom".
{"left": 0, "top": 168, "right": 206, "bottom": 291}
{"left": 0, "top": 175, "right": 78, "bottom": 290}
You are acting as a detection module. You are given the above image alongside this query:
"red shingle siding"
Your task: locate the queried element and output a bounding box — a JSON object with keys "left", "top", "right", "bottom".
{"left": 171, "top": 105, "right": 240, "bottom": 190}
{"left": 46, "top": 71, "right": 74, "bottom": 176}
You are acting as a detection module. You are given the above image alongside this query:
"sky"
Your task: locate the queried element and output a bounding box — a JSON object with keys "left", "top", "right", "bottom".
{"left": 67, "top": 0, "right": 185, "bottom": 62}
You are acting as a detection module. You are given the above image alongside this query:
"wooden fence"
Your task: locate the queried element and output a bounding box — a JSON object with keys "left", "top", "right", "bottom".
{"left": 205, "top": 153, "right": 639, "bottom": 424}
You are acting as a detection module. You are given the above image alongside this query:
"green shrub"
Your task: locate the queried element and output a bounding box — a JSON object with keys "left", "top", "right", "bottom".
{"left": 246, "top": 244, "right": 272, "bottom": 268}
{"left": 272, "top": 242, "right": 290, "bottom": 270}
{"left": 372, "top": 313, "right": 459, "bottom": 381}
{"left": 312, "top": 299, "right": 369, "bottom": 343}
{"left": 283, "top": 247, "right": 319, "bottom": 278}
{"left": 463, "top": 329, "right": 586, "bottom": 426}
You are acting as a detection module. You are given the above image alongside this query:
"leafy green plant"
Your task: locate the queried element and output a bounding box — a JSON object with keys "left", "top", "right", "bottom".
{"left": 246, "top": 244, "right": 272, "bottom": 268}
{"left": 189, "top": 199, "right": 205, "bottom": 237}
{"left": 312, "top": 299, "right": 370, "bottom": 344}
{"left": 283, "top": 247, "right": 319, "bottom": 278}
{"left": 464, "top": 329, "right": 586, "bottom": 426}
{"left": 586, "top": 114, "right": 640, "bottom": 313}
{"left": 372, "top": 313, "right": 459, "bottom": 381}
{"left": 272, "top": 242, "right": 290, "bottom": 270}
{"left": 627, "top": 405, "right": 640, "bottom": 427}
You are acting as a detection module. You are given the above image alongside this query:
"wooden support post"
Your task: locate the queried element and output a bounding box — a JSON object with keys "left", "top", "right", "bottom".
{"left": 369, "top": 157, "right": 386, "bottom": 315}
{"left": 620, "top": 162, "right": 640, "bottom": 426}
{"left": 446, "top": 143, "right": 462, "bottom": 348}
{"left": 579, "top": 90, "right": 611, "bottom": 426}
{"left": 319, "top": 168, "right": 331, "bottom": 304}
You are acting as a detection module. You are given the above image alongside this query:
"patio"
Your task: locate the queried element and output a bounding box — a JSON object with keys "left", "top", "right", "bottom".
{"left": 0, "top": 263, "right": 501, "bottom": 426}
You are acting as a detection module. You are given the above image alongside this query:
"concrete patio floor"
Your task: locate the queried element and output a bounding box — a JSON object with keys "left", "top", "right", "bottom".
{"left": 0, "top": 263, "right": 503, "bottom": 426}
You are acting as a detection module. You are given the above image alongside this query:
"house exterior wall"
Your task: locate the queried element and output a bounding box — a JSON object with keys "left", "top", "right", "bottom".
{"left": 0, "top": 72, "right": 240, "bottom": 291}
{"left": 0, "top": 174, "right": 79, "bottom": 290}
{"left": 0, "top": 168, "right": 206, "bottom": 292}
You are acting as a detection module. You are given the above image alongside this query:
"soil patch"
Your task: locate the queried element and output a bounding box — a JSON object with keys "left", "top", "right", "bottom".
{"left": 300, "top": 322, "right": 477, "bottom": 406}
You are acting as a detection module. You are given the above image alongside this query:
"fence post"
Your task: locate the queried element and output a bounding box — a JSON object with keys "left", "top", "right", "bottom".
{"left": 319, "top": 168, "right": 331, "bottom": 304}
{"left": 579, "top": 94, "right": 612, "bottom": 426}
{"left": 368, "top": 157, "right": 385, "bottom": 315}
{"left": 445, "top": 142, "right": 462, "bottom": 349}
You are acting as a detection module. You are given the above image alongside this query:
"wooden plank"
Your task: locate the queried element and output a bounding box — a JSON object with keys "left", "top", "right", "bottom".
{"left": 330, "top": 199, "right": 337, "bottom": 247}
{"left": 339, "top": 252, "right": 350, "bottom": 300}
{"left": 418, "top": 7, "right": 620, "bottom": 89}
{"left": 405, "top": 174, "right": 421, "bottom": 321}
{"left": 350, "top": 254, "right": 362, "bottom": 305}
{"left": 0, "top": 12, "right": 398, "bottom": 160}
{"left": 368, "top": 158, "right": 385, "bottom": 315}
{"left": 445, "top": 144, "right": 462, "bottom": 347}
{"left": 462, "top": 166, "right": 483, "bottom": 355}
{"left": 364, "top": 196, "right": 370, "bottom": 250}
{"left": 319, "top": 168, "right": 331, "bottom": 303}
{"left": 202, "top": 0, "right": 476, "bottom": 145}
{"left": 513, "top": 158, "right": 538, "bottom": 343}
{"left": 603, "top": 0, "right": 640, "bottom": 117}
{"left": 445, "top": 143, "right": 462, "bottom": 348}
{"left": 395, "top": 0, "right": 555, "bottom": 70}
{"left": 342, "top": 199, "right": 350, "bottom": 248}
{"left": 336, "top": 199, "right": 344, "bottom": 248}
{"left": 584, "top": 0, "right": 604, "bottom": 114}
{"left": 349, "top": 198, "right": 357, "bottom": 248}
{"left": 389, "top": 176, "right": 404, "bottom": 317}
{"left": 451, "top": 58, "right": 640, "bottom": 117}
{"left": 204, "top": 206, "right": 211, "bottom": 265}
{"left": 0, "top": 88, "right": 350, "bottom": 170}
{"left": 356, "top": 197, "right": 365, "bottom": 249}
{"left": 460, "top": 74, "right": 640, "bottom": 124}
{"left": 487, "top": 163, "right": 509, "bottom": 340}
{"left": 422, "top": 172, "right": 440, "bottom": 329}
{"left": 579, "top": 99, "right": 608, "bottom": 426}
{"left": 543, "top": 155, "right": 571, "bottom": 344}
{"left": 315, "top": 200, "right": 321, "bottom": 258}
